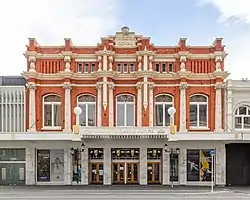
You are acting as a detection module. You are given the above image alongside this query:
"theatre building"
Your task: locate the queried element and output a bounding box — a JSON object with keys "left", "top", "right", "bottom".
{"left": 17, "top": 27, "right": 236, "bottom": 186}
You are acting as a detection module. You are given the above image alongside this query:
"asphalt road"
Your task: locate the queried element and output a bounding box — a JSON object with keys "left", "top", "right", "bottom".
{"left": 0, "top": 188, "right": 249, "bottom": 200}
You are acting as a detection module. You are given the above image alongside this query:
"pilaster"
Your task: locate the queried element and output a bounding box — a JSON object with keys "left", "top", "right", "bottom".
{"left": 27, "top": 83, "right": 37, "bottom": 132}
{"left": 96, "top": 83, "right": 102, "bottom": 127}
{"left": 63, "top": 83, "right": 72, "bottom": 132}
{"left": 148, "top": 83, "right": 154, "bottom": 127}
{"left": 139, "top": 147, "right": 147, "bottom": 185}
{"left": 162, "top": 150, "right": 170, "bottom": 185}
{"left": 25, "top": 147, "right": 35, "bottom": 185}
{"left": 216, "top": 146, "right": 226, "bottom": 186}
{"left": 108, "top": 83, "right": 114, "bottom": 127}
{"left": 137, "top": 83, "right": 142, "bottom": 127}
{"left": 104, "top": 146, "right": 111, "bottom": 185}
{"left": 179, "top": 83, "right": 187, "bottom": 132}
{"left": 64, "top": 149, "right": 72, "bottom": 185}
{"left": 81, "top": 146, "right": 89, "bottom": 185}
{"left": 226, "top": 90, "right": 233, "bottom": 132}
{"left": 179, "top": 148, "right": 187, "bottom": 185}
{"left": 215, "top": 83, "right": 224, "bottom": 132}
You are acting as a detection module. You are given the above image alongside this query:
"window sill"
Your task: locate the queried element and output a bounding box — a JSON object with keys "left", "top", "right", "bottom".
{"left": 41, "top": 127, "right": 62, "bottom": 131}
{"left": 235, "top": 128, "right": 250, "bottom": 131}
{"left": 189, "top": 127, "right": 210, "bottom": 131}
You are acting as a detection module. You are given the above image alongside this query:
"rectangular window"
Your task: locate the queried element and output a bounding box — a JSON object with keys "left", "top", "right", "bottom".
{"left": 199, "top": 105, "right": 207, "bottom": 127}
{"left": 79, "top": 104, "right": 86, "bottom": 126}
{"left": 155, "top": 104, "right": 163, "bottom": 126}
{"left": 156, "top": 63, "right": 160, "bottom": 72}
{"left": 89, "top": 148, "right": 104, "bottom": 160}
{"left": 190, "top": 105, "right": 198, "bottom": 127}
{"left": 91, "top": 63, "right": 95, "bottom": 73}
{"left": 187, "top": 149, "right": 214, "bottom": 182}
{"left": 170, "top": 153, "right": 179, "bottom": 182}
{"left": 77, "top": 63, "right": 82, "bottom": 73}
{"left": 130, "top": 63, "right": 134, "bottom": 73}
{"left": 117, "top": 63, "right": 121, "bottom": 73}
{"left": 126, "top": 104, "right": 134, "bottom": 126}
{"left": 117, "top": 104, "right": 125, "bottom": 126}
{"left": 162, "top": 63, "right": 167, "bottom": 73}
{"left": 169, "top": 63, "right": 174, "bottom": 72}
{"left": 84, "top": 63, "right": 89, "bottom": 73}
{"left": 53, "top": 104, "right": 61, "bottom": 127}
{"left": 123, "top": 63, "right": 128, "bottom": 73}
{"left": 88, "top": 104, "right": 96, "bottom": 126}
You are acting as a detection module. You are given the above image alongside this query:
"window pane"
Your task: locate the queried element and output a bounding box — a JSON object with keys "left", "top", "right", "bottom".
{"left": 235, "top": 117, "right": 242, "bottom": 129}
{"left": 155, "top": 104, "right": 163, "bottom": 126}
{"left": 187, "top": 150, "right": 199, "bottom": 181}
{"left": 244, "top": 117, "right": 250, "bottom": 129}
{"left": 123, "top": 64, "right": 128, "bottom": 72}
{"left": 53, "top": 105, "right": 61, "bottom": 126}
{"left": 117, "top": 104, "right": 125, "bottom": 126}
{"left": 162, "top": 63, "right": 166, "bottom": 72}
{"left": 91, "top": 64, "right": 95, "bottom": 72}
{"left": 44, "top": 95, "right": 61, "bottom": 102}
{"left": 199, "top": 105, "right": 207, "bottom": 127}
{"left": 130, "top": 63, "right": 134, "bottom": 72}
{"left": 155, "top": 95, "right": 172, "bottom": 102}
{"left": 164, "top": 104, "right": 171, "bottom": 126}
{"left": 117, "top": 95, "right": 134, "bottom": 102}
{"left": 190, "top": 105, "right": 197, "bottom": 126}
{"left": 88, "top": 104, "right": 96, "bottom": 126}
{"left": 79, "top": 104, "right": 86, "bottom": 126}
{"left": 126, "top": 104, "right": 134, "bottom": 126}
{"left": 190, "top": 95, "right": 207, "bottom": 102}
{"left": 78, "top": 95, "right": 95, "bottom": 102}
{"left": 239, "top": 107, "right": 247, "bottom": 115}
{"left": 44, "top": 104, "right": 52, "bottom": 126}
{"left": 84, "top": 64, "right": 89, "bottom": 72}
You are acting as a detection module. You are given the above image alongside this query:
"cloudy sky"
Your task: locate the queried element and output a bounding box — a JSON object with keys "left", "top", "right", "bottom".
{"left": 0, "top": 0, "right": 249, "bottom": 79}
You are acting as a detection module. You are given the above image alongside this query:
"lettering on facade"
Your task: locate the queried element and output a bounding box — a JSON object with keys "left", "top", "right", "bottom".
{"left": 114, "top": 27, "right": 137, "bottom": 48}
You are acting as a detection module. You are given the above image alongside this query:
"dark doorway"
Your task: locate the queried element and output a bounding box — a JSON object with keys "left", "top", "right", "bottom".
{"left": 226, "top": 143, "right": 250, "bottom": 186}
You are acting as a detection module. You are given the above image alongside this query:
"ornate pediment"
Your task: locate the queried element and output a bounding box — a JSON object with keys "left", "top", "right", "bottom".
{"left": 114, "top": 27, "right": 137, "bottom": 48}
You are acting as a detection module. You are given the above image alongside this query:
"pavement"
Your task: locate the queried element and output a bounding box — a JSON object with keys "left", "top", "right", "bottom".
{"left": 0, "top": 186, "right": 250, "bottom": 200}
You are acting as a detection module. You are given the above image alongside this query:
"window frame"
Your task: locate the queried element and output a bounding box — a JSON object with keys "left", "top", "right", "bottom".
{"left": 116, "top": 94, "right": 135, "bottom": 127}
{"left": 77, "top": 63, "right": 82, "bottom": 73}
{"left": 234, "top": 105, "right": 250, "bottom": 130}
{"left": 42, "top": 94, "right": 62, "bottom": 130}
{"left": 189, "top": 94, "right": 209, "bottom": 129}
{"left": 77, "top": 94, "right": 96, "bottom": 127}
{"left": 154, "top": 94, "right": 174, "bottom": 127}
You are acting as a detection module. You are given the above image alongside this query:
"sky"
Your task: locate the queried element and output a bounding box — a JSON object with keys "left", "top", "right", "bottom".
{"left": 0, "top": 0, "right": 249, "bottom": 79}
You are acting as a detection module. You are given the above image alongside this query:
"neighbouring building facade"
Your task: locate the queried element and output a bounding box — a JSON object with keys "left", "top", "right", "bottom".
{"left": 0, "top": 76, "right": 26, "bottom": 185}
{"left": 1, "top": 27, "right": 243, "bottom": 186}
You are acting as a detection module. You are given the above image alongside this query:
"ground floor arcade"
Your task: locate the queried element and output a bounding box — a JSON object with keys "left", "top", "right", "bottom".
{"left": 0, "top": 139, "right": 226, "bottom": 186}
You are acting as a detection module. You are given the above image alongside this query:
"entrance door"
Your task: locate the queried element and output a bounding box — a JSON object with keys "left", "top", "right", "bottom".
{"left": 0, "top": 163, "right": 25, "bottom": 186}
{"left": 126, "top": 163, "right": 138, "bottom": 184}
{"left": 147, "top": 162, "right": 161, "bottom": 184}
{"left": 112, "top": 163, "right": 125, "bottom": 184}
{"left": 90, "top": 163, "right": 103, "bottom": 184}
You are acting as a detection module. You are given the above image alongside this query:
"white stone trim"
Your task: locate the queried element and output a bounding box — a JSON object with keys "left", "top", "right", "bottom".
{"left": 96, "top": 84, "right": 102, "bottom": 127}
{"left": 148, "top": 84, "right": 154, "bottom": 127}
{"left": 27, "top": 83, "right": 37, "bottom": 132}
{"left": 63, "top": 83, "right": 72, "bottom": 132}
{"left": 108, "top": 84, "right": 114, "bottom": 127}
{"left": 137, "top": 84, "right": 142, "bottom": 127}
{"left": 215, "top": 83, "right": 223, "bottom": 132}
{"left": 179, "top": 83, "right": 187, "bottom": 132}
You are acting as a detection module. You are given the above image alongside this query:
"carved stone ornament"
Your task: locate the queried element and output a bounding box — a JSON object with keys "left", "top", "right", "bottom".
{"left": 179, "top": 83, "right": 188, "bottom": 90}
{"left": 215, "top": 83, "right": 224, "bottom": 90}
{"left": 149, "top": 56, "right": 154, "bottom": 71}
{"left": 64, "top": 56, "right": 71, "bottom": 72}
{"left": 108, "top": 83, "right": 115, "bottom": 90}
{"left": 96, "top": 83, "right": 102, "bottom": 90}
{"left": 97, "top": 56, "right": 102, "bottom": 71}
{"left": 180, "top": 56, "right": 186, "bottom": 71}
{"left": 28, "top": 56, "right": 36, "bottom": 71}
{"left": 215, "top": 56, "right": 222, "bottom": 71}
{"left": 149, "top": 83, "right": 155, "bottom": 89}
{"left": 63, "top": 83, "right": 72, "bottom": 90}
{"left": 26, "top": 83, "right": 37, "bottom": 90}
{"left": 114, "top": 27, "right": 137, "bottom": 48}
{"left": 136, "top": 83, "right": 142, "bottom": 90}
{"left": 109, "top": 56, "right": 113, "bottom": 71}
{"left": 138, "top": 56, "right": 142, "bottom": 71}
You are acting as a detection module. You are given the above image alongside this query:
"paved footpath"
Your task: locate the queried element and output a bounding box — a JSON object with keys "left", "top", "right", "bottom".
{"left": 0, "top": 186, "right": 249, "bottom": 200}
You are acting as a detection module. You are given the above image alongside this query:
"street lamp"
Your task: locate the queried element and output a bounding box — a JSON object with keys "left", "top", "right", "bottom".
{"left": 73, "top": 107, "right": 82, "bottom": 135}
{"left": 71, "top": 142, "right": 85, "bottom": 185}
{"left": 164, "top": 144, "right": 180, "bottom": 189}
{"left": 168, "top": 106, "right": 176, "bottom": 134}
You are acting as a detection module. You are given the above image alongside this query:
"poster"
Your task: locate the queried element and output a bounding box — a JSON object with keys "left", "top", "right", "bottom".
{"left": 50, "top": 150, "right": 64, "bottom": 182}
{"left": 37, "top": 150, "right": 50, "bottom": 182}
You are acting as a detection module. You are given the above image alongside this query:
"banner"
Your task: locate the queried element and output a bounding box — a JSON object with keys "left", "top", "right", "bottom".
{"left": 50, "top": 150, "right": 64, "bottom": 182}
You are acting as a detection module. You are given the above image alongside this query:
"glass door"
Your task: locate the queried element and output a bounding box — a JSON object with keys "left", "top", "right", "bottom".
{"left": 90, "top": 163, "right": 103, "bottom": 184}
{"left": 147, "top": 162, "right": 161, "bottom": 184}
{"left": 112, "top": 163, "right": 125, "bottom": 184}
{"left": 126, "top": 163, "right": 138, "bottom": 184}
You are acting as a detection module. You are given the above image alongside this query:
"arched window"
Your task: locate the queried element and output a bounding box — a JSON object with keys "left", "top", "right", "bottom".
{"left": 43, "top": 95, "right": 61, "bottom": 128}
{"left": 154, "top": 94, "right": 173, "bottom": 126}
{"left": 77, "top": 95, "right": 96, "bottom": 127}
{"left": 116, "top": 94, "right": 135, "bottom": 127}
{"left": 235, "top": 106, "right": 250, "bottom": 129}
{"left": 189, "top": 95, "right": 208, "bottom": 128}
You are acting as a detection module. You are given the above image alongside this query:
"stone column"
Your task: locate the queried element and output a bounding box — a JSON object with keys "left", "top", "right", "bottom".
{"left": 149, "top": 84, "right": 154, "bottom": 127}
{"left": 140, "top": 147, "right": 147, "bottom": 185}
{"left": 137, "top": 83, "right": 142, "bottom": 127}
{"left": 179, "top": 148, "right": 187, "bottom": 185}
{"left": 215, "top": 146, "right": 226, "bottom": 186}
{"left": 143, "top": 53, "right": 148, "bottom": 71}
{"left": 27, "top": 83, "right": 37, "bottom": 132}
{"left": 162, "top": 150, "right": 170, "bottom": 185}
{"left": 226, "top": 90, "right": 233, "bottom": 131}
{"left": 179, "top": 83, "right": 187, "bottom": 132}
{"left": 25, "top": 147, "right": 36, "bottom": 185}
{"left": 108, "top": 83, "right": 114, "bottom": 127}
{"left": 215, "top": 83, "right": 223, "bottom": 132}
{"left": 104, "top": 147, "right": 111, "bottom": 185}
{"left": 64, "top": 149, "right": 72, "bottom": 185}
{"left": 81, "top": 146, "right": 89, "bottom": 185}
{"left": 96, "top": 83, "right": 102, "bottom": 127}
{"left": 63, "top": 83, "right": 72, "bottom": 132}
